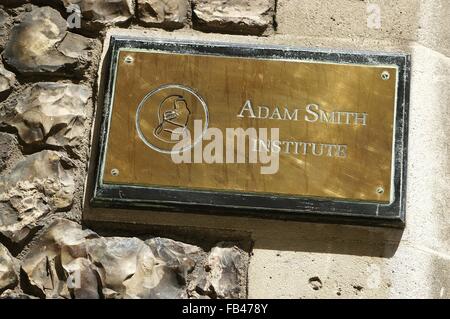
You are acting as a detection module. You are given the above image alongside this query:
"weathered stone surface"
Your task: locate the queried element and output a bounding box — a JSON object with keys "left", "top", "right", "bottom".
{"left": 57, "top": 33, "right": 92, "bottom": 60}
{"left": 0, "top": 289, "right": 38, "bottom": 299}
{"left": 193, "top": 0, "right": 275, "bottom": 35}
{"left": 64, "top": 257, "right": 100, "bottom": 299}
{"left": 61, "top": 0, "right": 135, "bottom": 26}
{"left": 137, "top": 0, "right": 190, "bottom": 29}
{"left": 193, "top": 243, "right": 246, "bottom": 298}
{"left": 5, "top": 82, "right": 90, "bottom": 153}
{"left": 0, "top": 62, "right": 15, "bottom": 96}
{"left": 20, "top": 219, "right": 246, "bottom": 299}
{"left": 21, "top": 219, "right": 187, "bottom": 299}
{"left": 85, "top": 237, "right": 147, "bottom": 298}
{"left": 0, "top": 9, "right": 7, "bottom": 24}
{"left": 0, "top": 243, "right": 18, "bottom": 293}
{"left": 85, "top": 236, "right": 187, "bottom": 299}
{"left": 0, "top": 133, "right": 20, "bottom": 173}
{"left": 0, "top": 151, "right": 75, "bottom": 241}
{"left": 0, "top": 226, "right": 35, "bottom": 245}
{"left": 0, "top": 132, "right": 43, "bottom": 244}
{"left": 0, "top": 9, "right": 8, "bottom": 39}
{"left": 146, "top": 237, "right": 202, "bottom": 284}
{"left": 21, "top": 218, "right": 97, "bottom": 299}
{"left": 2, "top": 7, "right": 93, "bottom": 75}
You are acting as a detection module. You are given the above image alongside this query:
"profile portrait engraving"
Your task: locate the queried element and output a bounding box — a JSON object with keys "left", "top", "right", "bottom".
{"left": 154, "top": 94, "right": 191, "bottom": 143}
{"left": 135, "top": 84, "right": 209, "bottom": 154}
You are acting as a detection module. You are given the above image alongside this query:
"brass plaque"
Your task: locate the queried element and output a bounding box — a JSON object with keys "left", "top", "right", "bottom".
{"left": 93, "top": 37, "right": 410, "bottom": 226}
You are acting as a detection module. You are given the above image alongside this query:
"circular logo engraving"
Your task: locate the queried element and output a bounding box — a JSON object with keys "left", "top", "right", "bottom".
{"left": 136, "top": 84, "right": 209, "bottom": 154}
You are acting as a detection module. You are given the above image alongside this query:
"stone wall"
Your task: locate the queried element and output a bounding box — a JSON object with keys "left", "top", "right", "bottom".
{"left": 1, "top": 0, "right": 449, "bottom": 299}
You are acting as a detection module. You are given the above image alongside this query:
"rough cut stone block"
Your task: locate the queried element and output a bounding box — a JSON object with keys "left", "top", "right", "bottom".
{"left": 61, "top": 0, "right": 135, "bottom": 27}
{"left": 191, "top": 242, "right": 247, "bottom": 298}
{"left": 0, "top": 62, "right": 15, "bottom": 97}
{"left": 2, "top": 6, "right": 93, "bottom": 75}
{"left": 20, "top": 218, "right": 247, "bottom": 299}
{"left": 5, "top": 82, "right": 90, "bottom": 154}
{"left": 137, "top": 0, "right": 190, "bottom": 29}
{"left": 21, "top": 219, "right": 98, "bottom": 299}
{"left": 0, "top": 151, "right": 75, "bottom": 242}
{"left": 0, "top": 289, "right": 37, "bottom": 299}
{"left": 193, "top": 0, "right": 275, "bottom": 35}
{"left": 20, "top": 219, "right": 192, "bottom": 299}
{"left": 145, "top": 237, "right": 203, "bottom": 284}
{"left": 56, "top": 32, "right": 92, "bottom": 60}
{"left": 0, "top": 243, "right": 18, "bottom": 293}
{"left": 89, "top": 236, "right": 189, "bottom": 299}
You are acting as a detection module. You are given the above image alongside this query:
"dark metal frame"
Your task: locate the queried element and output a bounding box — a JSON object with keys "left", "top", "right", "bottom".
{"left": 91, "top": 35, "right": 411, "bottom": 228}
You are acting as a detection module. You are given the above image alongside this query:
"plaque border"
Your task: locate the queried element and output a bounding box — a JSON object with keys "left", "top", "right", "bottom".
{"left": 91, "top": 36, "right": 410, "bottom": 228}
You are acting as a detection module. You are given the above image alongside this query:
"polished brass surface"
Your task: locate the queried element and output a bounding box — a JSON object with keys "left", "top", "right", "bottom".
{"left": 102, "top": 49, "right": 398, "bottom": 203}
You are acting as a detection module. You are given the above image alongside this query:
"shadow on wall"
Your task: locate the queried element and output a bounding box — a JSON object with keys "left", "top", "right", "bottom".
{"left": 248, "top": 221, "right": 404, "bottom": 258}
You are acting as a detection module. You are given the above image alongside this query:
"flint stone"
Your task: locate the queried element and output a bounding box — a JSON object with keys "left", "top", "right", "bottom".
{"left": 6, "top": 82, "right": 90, "bottom": 152}
{"left": 0, "top": 133, "right": 20, "bottom": 172}
{"left": 193, "top": 0, "right": 275, "bottom": 35}
{"left": 2, "top": 7, "right": 92, "bottom": 75}
{"left": 64, "top": 257, "right": 100, "bottom": 299}
{"left": 0, "top": 9, "right": 8, "bottom": 39}
{"left": 0, "top": 225, "right": 35, "bottom": 245}
{"left": 194, "top": 243, "right": 246, "bottom": 299}
{"left": 137, "top": 0, "right": 190, "bottom": 29}
{"left": 61, "top": 0, "right": 135, "bottom": 26}
{"left": 0, "top": 289, "right": 38, "bottom": 299}
{"left": 0, "top": 63, "right": 15, "bottom": 95}
{"left": 0, "top": 9, "right": 7, "bottom": 25}
{"left": 21, "top": 219, "right": 211, "bottom": 299}
{"left": 0, "top": 151, "right": 75, "bottom": 240}
{"left": 87, "top": 237, "right": 186, "bottom": 299}
{"left": 57, "top": 33, "right": 92, "bottom": 59}
{"left": 21, "top": 218, "right": 98, "bottom": 299}
{"left": 0, "top": 243, "right": 18, "bottom": 293}
{"left": 146, "top": 237, "right": 202, "bottom": 283}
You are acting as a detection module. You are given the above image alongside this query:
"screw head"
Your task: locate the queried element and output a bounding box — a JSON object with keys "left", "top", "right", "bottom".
{"left": 111, "top": 168, "right": 119, "bottom": 176}
{"left": 376, "top": 186, "right": 385, "bottom": 195}
{"left": 124, "top": 56, "right": 134, "bottom": 64}
{"left": 381, "top": 71, "right": 390, "bottom": 81}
